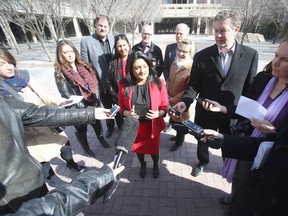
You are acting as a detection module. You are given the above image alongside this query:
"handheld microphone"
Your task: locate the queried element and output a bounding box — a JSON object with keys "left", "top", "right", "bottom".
{"left": 113, "top": 116, "right": 139, "bottom": 169}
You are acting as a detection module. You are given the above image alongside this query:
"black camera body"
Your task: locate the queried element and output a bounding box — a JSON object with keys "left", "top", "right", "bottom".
{"left": 230, "top": 119, "right": 252, "bottom": 135}
{"left": 168, "top": 105, "right": 181, "bottom": 116}
{"left": 182, "top": 120, "right": 204, "bottom": 139}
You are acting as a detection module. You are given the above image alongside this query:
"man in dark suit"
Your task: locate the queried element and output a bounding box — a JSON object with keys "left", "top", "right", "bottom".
{"left": 80, "top": 15, "right": 115, "bottom": 139}
{"left": 132, "top": 24, "right": 163, "bottom": 77}
{"left": 174, "top": 10, "right": 258, "bottom": 177}
{"left": 163, "top": 23, "right": 190, "bottom": 80}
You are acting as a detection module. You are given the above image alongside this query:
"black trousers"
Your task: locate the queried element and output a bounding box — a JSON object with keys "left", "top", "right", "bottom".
{"left": 99, "top": 91, "right": 115, "bottom": 131}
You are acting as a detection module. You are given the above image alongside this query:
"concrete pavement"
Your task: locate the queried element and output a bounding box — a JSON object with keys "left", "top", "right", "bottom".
{"left": 10, "top": 34, "right": 279, "bottom": 216}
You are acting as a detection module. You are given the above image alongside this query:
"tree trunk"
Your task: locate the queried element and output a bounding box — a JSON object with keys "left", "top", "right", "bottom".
{"left": 22, "top": 28, "right": 32, "bottom": 49}
{"left": 37, "top": 35, "right": 53, "bottom": 62}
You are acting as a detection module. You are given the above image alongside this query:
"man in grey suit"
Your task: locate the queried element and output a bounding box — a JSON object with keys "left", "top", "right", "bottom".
{"left": 174, "top": 10, "right": 258, "bottom": 177}
{"left": 163, "top": 23, "right": 190, "bottom": 80}
{"left": 81, "top": 15, "right": 115, "bottom": 139}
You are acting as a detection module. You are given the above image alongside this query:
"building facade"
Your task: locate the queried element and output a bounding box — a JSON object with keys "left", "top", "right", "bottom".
{"left": 0, "top": 0, "right": 226, "bottom": 46}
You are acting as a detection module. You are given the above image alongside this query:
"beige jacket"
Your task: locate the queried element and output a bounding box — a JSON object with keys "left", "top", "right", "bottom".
{"left": 20, "top": 76, "right": 68, "bottom": 162}
{"left": 166, "top": 60, "right": 193, "bottom": 122}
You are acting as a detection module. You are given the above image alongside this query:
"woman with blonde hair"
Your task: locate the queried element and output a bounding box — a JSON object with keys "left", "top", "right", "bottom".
{"left": 166, "top": 38, "right": 196, "bottom": 152}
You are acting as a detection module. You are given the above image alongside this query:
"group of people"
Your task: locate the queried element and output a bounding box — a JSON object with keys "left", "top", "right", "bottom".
{"left": 0, "top": 8, "right": 287, "bottom": 216}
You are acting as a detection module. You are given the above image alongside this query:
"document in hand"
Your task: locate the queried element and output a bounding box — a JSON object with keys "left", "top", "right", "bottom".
{"left": 250, "top": 141, "right": 274, "bottom": 170}
{"left": 235, "top": 96, "right": 267, "bottom": 120}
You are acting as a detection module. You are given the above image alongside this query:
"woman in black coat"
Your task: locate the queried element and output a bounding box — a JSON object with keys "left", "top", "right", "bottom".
{"left": 55, "top": 40, "right": 109, "bottom": 157}
{"left": 202, "top": 119, "right": 288, "bottom": 216}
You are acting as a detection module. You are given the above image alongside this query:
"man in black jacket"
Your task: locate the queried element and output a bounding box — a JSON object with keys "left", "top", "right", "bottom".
{"left": 0, "top": 96, "right": 112, "bottom": 214}
{"left": 132, "top": 24, "right": 163, "bottom": 77}
{"left": 174, "top": 10, "right": 258, "bottom": 177}
{"left": 6, "top": 163, "right": 124, "bottom": 216}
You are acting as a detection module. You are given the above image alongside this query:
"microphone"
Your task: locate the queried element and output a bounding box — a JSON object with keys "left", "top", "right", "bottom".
{"left": 113, "top": 116, "right": 139, "bottom": 169}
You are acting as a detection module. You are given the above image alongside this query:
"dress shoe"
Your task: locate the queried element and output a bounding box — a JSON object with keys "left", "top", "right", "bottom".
{"left": 191, "top": 163, "right": 206, "bottom": 177}
{"left": 66, "top": 160, "right": 86, "bottom": 173}
{"left": 169, "top": 144, "right": 181, "bottom": 152}
{"left": 152, "top": 164, "right": 159, "bottom": 179}
{"left": 140, "top": 162, "right": 146, "bottom": 178}
{"left": 218, "top": 195, "right": 233, "bottom": 205}
{"left": 105, "top": 130, "right": 113, "bottom": 138}
{"left": 169, "top": 136, "right": 176, "bottom": 141}
{"left": 99, "top": 137, "right": 110, "bottom": 148}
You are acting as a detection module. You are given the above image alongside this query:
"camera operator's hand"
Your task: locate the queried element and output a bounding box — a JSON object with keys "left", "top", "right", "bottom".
{"left": 173, "top": 102, "right": 186, "bottom": 113}
{"left": 202, "top": 99, "right": 227, "bottom": 114}
{"left": 199, "top": 129, "right": 223, "bottom": 149}
{"left": 251, "top": 118, "right": 277, "bottom": 134}
{"left": 107, "top": 161, "right": 125, "bottom": 179}
{"left": 95, "top": 107, "right": 113, "bottom": 120}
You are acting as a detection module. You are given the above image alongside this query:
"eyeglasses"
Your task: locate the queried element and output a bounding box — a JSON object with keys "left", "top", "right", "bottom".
{"left": 177, "top": 49, "right": 189, "bottom": 54}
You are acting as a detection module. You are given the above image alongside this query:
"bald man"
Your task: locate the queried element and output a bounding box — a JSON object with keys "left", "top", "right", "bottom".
{"left": 132, "top": 24, "right": 163, "bottom": 77}
{"left": 163, "top": 23, "right": 190, "bottom": 80}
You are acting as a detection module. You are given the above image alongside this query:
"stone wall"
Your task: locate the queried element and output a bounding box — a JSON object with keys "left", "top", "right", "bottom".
{"left": 236, "top": 32, "right": 265, "bottom": 43}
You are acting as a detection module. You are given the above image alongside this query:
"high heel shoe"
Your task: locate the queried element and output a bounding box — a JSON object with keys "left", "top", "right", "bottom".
{"left": 140, "top": 162, "right": 146, "bottom": 178}
{"left": 66, "top": 160, "right": 86, "bottom": 173}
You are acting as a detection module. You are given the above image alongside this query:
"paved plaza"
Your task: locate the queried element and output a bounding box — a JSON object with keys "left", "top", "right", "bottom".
{"left": 10, "top": 34, "right": 279, "bottom": 216}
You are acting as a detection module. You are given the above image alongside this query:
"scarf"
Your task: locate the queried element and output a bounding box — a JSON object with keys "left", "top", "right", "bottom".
{"left": 116, "top": 58, "right": 127, "bottom": 82}
{"left": 222, "top": 77, "right": 288, "bottom": 182}
{"left": 60, "top": 64, "right": 97, "bottom": 103}
{"left": 0, "top": 71, "right": 28, "bottom": 96}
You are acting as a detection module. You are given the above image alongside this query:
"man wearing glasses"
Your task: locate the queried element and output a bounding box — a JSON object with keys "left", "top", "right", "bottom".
{"left": 132, "top": 24, "right": 163, "bottom": 77}
{"left": 174, "top": 10, "right": 258, "bottom": 179}
{"left": 163, "top": 23, "right": 190, "bottom": 80}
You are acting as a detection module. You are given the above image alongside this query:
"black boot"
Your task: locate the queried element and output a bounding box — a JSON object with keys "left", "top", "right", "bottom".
{"left": 153, "top": 164, "right": 160, "bottom": 179}
{"left": 170, "top": 132, "right": 184, "bottom": 152}
{"left": 140, "top": 162, "right": 146, "bottom": 178}
{"left": 60, "top": 142, "right": 85, "bottom": 172}
{"left": 75, "top": 129, "right": 95, "bottom": 158}
{"left": 151, "top": 154, "right": 160, "bottom": 179}
{"left": 92, "top": 121, "right": 110, "bottom": 148}
{"left": 137, "top": 153, "right": 146, "bottom": 178}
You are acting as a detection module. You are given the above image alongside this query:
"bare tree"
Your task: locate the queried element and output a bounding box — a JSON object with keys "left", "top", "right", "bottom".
{"left": 121, "top": 0, "right": 163, "bottom": 45}
{"left": 0, "top": 15, "right": 20, "bottom": 53}
{"left": 77, "top": 0, "right": 95, "bottom": 34}
{"left": 267, "top": 0, "right": 288, "bottom": 43}
{"left": 77, "top": 0, "right": 132, "bottom": 35}
{"left": 45, "top": 0, "right": 75, "bottom": 42}
{"left": 0, "top": 0, "right": 53, "bottom": 61}
{"left": 227, "top": 0, "right": 268, "bottom": 44}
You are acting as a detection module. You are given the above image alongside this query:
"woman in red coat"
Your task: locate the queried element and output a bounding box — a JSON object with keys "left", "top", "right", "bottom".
{"left": 118, "top": 51, "right": 168, "bottom": 178}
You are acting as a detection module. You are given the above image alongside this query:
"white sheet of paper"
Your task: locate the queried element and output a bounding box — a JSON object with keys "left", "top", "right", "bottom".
{"left": 250, "top": 141, "right": 274, "bottom": 170}
{"left": 235, "top": 96, "right": 267, "bottom": 120}
{"left": 59, "top": 95, "right": 84, "bottom": 108}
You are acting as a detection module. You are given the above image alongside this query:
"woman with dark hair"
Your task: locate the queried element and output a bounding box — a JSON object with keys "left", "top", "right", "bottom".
{"left": 118, "top": 51, "right": 168, "bottom": 179}
{"left": 0, "top": 48, "right": 84, "bottom": 173}
{"left": 54, "top": 40, "right": 109, "bottom": 158}
{"left": 106, "top": 34, "right": 132, "bottom": 129}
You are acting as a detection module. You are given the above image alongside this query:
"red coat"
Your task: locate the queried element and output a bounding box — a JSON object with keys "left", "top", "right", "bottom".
{"left": 118, "top": 79, "right": 168, "bottom": 140}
